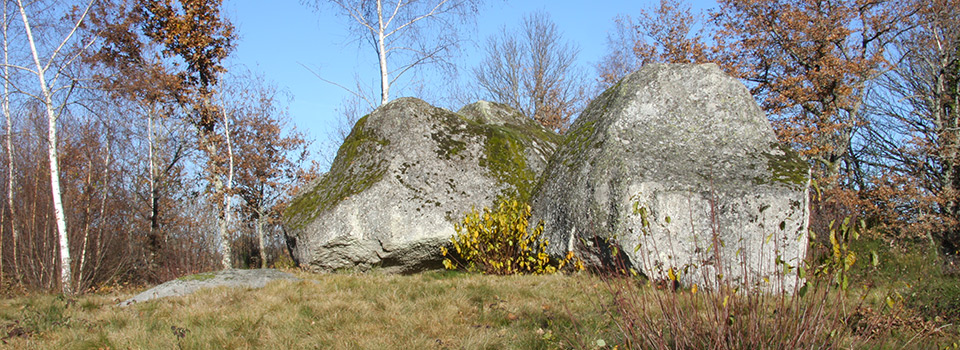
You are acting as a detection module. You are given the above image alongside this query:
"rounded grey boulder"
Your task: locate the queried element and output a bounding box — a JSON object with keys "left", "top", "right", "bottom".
{"left": 530, "top": 64, "right": 810, "bottom": 291}
{"left": 120, "top": 269, "right": 300, "bottom": 305}
{"left": 283, "top": 98, "right": 560, "bottom": 273}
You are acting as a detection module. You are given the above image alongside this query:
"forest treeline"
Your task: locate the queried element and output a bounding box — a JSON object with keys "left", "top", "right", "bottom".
{"left": 0, "top": 0, "right": 957, "bottom": 294}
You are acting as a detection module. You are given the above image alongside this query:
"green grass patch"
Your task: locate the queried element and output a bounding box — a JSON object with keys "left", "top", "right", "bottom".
{"left": 849, "top": 237, "right": 960, "bottom": 323}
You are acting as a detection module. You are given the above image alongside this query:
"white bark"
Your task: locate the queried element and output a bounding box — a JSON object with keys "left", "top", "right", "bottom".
{"left": 2, "top": 0, "right": 17, "bottom": 284}
{"left": 376, "top": 0, "right": 390, "bottom": 105}
{"left": 148, "top": 110, "right": 156, "bottom": 226}
{"left": 323, "top": 0, "right": 471, "bottom": 106}
{"left": 146, "top": 107, "right": 159, "bottom": 262}
{"left": 77, "top": 139, "right": 111, "bottom": 290}
{"left": 15, "top": 0, "right": 95, "bottom": 294}
{"left": 218, "top": 106, "right": 235, "bottom": 269}
{"left": 76, "top": 157, "right": 94, "bottom": 289}
{"left": 17, "top": 0, "right": 72, "bottom": 294}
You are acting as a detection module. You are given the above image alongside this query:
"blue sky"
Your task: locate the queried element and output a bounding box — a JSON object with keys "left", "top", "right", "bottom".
{"left": 222, "top": 0, "right": 716, "bottom": 163}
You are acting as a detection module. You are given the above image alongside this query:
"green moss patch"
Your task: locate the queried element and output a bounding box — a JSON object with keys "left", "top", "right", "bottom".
{"left": 433, "top": 109, "right": 557, "bottom": 204}
{"left": 431, "top": 126, "right": 469, "bottom": 161}
{"left": 284, "top": 115, "right": 390, "bottom": 229}
{"left": 760, "top": 143, "right": 809, "bottom": 187}
{"left": 177, "top": 272, "right": 216, "bottom": 282}
{"left": 283, "top": 102, "right": 559, "bottom": 230}
{"left": 461, "top": 116, "right": 555, "bottom": 203}
{"left": 479, "top": 126, "right": 538, "bottom": 202}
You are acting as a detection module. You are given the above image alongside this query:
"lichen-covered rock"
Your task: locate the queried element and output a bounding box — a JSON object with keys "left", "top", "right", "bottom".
{"left": 283, "top": 98, "right": 560, "bottom": 273}
{"left": 530, "top": 64, "right": 809, "bottom": 291}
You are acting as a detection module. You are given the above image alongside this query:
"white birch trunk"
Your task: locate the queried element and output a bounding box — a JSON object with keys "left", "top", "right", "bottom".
{"left": 146, "top": 108, "right": 160, "bottom": 263}
{"left": 17, "top": 0, "right": 72, "bottom": 294}
{"left": 77, "top": 140, "right": 111, "bottom": 290}
{"left": 16, "top": 0, "right": 94, "bottom": 294}
{"left": 1, "top": 0, "right": 15, "bottom": 284}
{"left": 376, "top": 0, "right": 390, "bottom": 105}
{"left": 217, "top": 107, "right": 235, "bottom": 269}
{"left": 148, "top": 112, "right": 156, "bottom": 223}
{"left": 76, "top": 158, "right": 94, "bottom": 289}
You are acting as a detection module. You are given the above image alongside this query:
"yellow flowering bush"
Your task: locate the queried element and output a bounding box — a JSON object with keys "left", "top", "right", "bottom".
{"left": 441, "top": 199, "right": 581, "bottom": 275}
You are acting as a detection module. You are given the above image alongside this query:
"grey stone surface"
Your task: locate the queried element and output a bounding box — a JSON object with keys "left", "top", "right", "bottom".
{"left": 530, "top": 63, "right": 810, "bottom": 291}
{"left": 283, "top": 98, "right": 560, "bottom": 273}
{"left": 120, "top": 269, "right": 300, "bottom": 305}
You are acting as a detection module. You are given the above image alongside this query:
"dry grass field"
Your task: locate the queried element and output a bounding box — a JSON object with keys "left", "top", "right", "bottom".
{"left": 0, "top": 260, "right": 957, "bottom": 349}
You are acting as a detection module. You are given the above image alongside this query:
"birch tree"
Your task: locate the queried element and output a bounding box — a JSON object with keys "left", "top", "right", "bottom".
{"left": 2, "top": 0, "right": 16, "bottom": 285}
{"left": 304, "top": 0, "right": 482, "bottom": 106}
{"left": 84, "top": 0, "right": 194, "bottom": 270}
{"left": 11, "top": 0, "right": 97, "bottom": 294}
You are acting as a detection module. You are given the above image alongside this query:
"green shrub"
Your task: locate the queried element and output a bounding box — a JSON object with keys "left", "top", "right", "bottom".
{"left": 806, "top": 217, "right": 871, "bottom": 294}
{"left": 441, "top": 199, "right": 581, "bottom": 275}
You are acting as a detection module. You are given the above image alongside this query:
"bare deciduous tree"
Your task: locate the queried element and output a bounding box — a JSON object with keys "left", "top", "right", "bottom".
{"left": 1, "top": 0, "right": 16, "bottom": 286}
{"left": 595, "top": 0, "right": 716, "bottom": 91}
{"left": 474, "top": 11, "right": 587, "bottom": 132}
{"left": 84, "top": 0, "right": 197, "bottom": 272}
{"left": 860, "top": 0, "right": 960, "bottom": 253}
{"left": 303, "top": 0, "right": 481, "bottom": 106}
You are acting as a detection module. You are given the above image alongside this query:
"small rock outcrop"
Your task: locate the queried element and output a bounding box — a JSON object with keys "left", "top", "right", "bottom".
{"left": 530, "top": 64, "right": 809, "bottom": 290}
{"left": 283, "top": 98, "right": 560, "bottom": 273}
{"left": 121, "top": 269, "right": 300, "bottom": 305}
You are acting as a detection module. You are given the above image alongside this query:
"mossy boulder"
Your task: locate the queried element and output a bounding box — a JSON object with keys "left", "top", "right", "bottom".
{"left": 283, "top": 98, "right": 559, "bottom": 273}
{"left": 530, "top": 64, "right": 810, "bottom": 291}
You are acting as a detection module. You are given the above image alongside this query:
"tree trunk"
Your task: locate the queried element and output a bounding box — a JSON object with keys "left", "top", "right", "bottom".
{"left": 77, "top": 158, "right": 94, "bottom": 290}
{"left": 3, "top": 0, "right": 19, "bottom": 288}
{"left": 256, "top": 211, "right": 266, "bottom": 269}
{"left": 46, "top": 79, "right": 72, "bottom": 294}
{"left": 376, "top": 0, "right": 390, "bottom": 105}
{"left": 146, "top": 109, "right": 164, "bottom": 266}
{"left": 942, "top": 48, "right": 960, "bottom": 248}
{"left": 215, "top": 102, "right": 235, "bottom": 270}
{"left": 77, "top": 139, "right": 111, "bottom": 290}
{"left": 18, "top": 0, "right": 72, "bottom": 294}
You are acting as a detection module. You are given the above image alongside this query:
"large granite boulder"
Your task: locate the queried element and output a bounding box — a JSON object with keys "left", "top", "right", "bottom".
{"left": 530, "top": 64, "right": 810, "bottom": 290}
{"left": 283, "top": 98, "right": 560, "bottom": 273}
